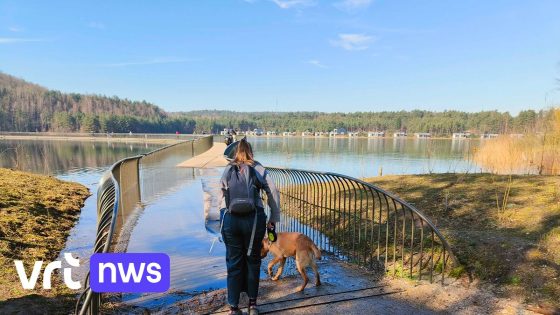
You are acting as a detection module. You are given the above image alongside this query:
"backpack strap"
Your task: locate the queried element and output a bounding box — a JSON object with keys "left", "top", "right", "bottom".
{"left": 251, "top": 164, "right": 264, "bottom": 189}
{"left": 246, "top": 164, "right": 261, "bottom": 257}
{"left": 222, "top": 164, "right": 234, "bottom": 190}
{"left": 222, "top": 164, "right": 235, "bottom": 208}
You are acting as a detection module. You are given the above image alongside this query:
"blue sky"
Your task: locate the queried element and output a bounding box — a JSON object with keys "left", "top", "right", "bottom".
{"left": 1, "top": 0, "right": 559, "bottom": 113}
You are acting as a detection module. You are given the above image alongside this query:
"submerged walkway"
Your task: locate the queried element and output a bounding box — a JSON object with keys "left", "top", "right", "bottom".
{"left": 178, "top": 143, "right": 229, "bottom": 168}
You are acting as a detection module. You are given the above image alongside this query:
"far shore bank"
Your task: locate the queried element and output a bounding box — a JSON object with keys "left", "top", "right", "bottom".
{"left": 0, "top": 134, "right": 189, "bottom": 145}
{"left": 242, "top": 134, "right": 476, "bottom": 140}
{"left": 2, "top": 132, "right": 490, "bottom": 142}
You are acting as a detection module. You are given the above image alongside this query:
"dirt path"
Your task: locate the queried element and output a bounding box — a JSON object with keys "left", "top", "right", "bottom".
{"left": 155, "top": 255, "right": 541, "bottom": 315}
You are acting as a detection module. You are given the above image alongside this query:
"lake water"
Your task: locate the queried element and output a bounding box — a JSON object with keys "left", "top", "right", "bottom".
{"left": 248, "top": 137, "right": 480, "bottom": 178}
{"left": 0, "top": 137, "right": 481, "bottom": 310}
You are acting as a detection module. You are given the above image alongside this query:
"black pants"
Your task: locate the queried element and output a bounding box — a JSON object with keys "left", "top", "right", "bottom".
{"left": 221, "top": 209, "right": 267, "bottom": 307}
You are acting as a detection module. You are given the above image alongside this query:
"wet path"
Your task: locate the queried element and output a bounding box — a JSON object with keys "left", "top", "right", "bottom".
{"left": 121, "top": 167, "right": 228, "bottom": 308}
{"left": 119, "top": 165, "right": 304, "bottom": 310}
{"left": 161, "top": 255, "right": 436, "bottom": 315}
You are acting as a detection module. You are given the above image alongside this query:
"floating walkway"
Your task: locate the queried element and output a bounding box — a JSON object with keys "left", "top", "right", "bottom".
{"left": 177, "top": 143, "right": 229, "bottom": 168}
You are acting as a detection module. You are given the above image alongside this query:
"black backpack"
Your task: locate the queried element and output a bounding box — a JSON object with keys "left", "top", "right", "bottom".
{"left": 224, "top": 164, "right": 261, "bottom": 215}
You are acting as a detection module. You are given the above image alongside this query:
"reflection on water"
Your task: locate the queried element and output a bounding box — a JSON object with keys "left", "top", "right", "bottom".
{"left": 248, "top": 137, "right": 480, "bottom": 177}
{"left": 0, "top": 139, "right": 160, "bottom": 176}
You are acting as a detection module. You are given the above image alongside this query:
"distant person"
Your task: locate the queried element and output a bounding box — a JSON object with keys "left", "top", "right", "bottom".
{"left": 220, "top": 138, "right": 280, "bottom": 315}
{"left": 225, "top": 131, "right": 234, "bottom": 146}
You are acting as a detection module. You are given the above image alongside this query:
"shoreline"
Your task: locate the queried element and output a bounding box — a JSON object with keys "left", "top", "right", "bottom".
{"left": 1, "top": 133, "right": 484, "bottom": 142}
{"left": 242, "top": 135, "right": 479, "bottom": 140}
{"left": 0, "top": 134, "right": 187, "bottom": 144}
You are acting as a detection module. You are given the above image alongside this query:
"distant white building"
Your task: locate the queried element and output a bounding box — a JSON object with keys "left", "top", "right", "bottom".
{"left": 393, "top": 132, "right": 407, "bottom": 138}
{"left": 314, "top": 131, "right": 325, "bottom": 137}
{"left": 329, "top": 128, "right": 347, "bottom": 137}
{"left": 481, "top": 133, "right": 499, "bottom": 139}
{"left": 266, "top": 131, "right": 277, "bottom": 136}
{"left": 452, "top": 132, "right": 470, "bottom": 139}
{"left": 301, "top": 131, "right": 312, "bottom": 137}
{"left": 348, "top": 132, "right": 359, "bottom": 137}
{"left": 253, "top": 128, "right": 263, "bottom": 136}
{"left": 414, "top": 132, "right": 431, "bottom": 138}
{"left": 368, "top": 131, "right": 385, "bottom": 137}
{"left": 282, "top": 131, "right": 295, "bottom": 137}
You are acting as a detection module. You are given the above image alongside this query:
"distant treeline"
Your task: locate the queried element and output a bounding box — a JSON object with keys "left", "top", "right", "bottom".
{"left": 0, "top": 72, "right": 553, "bottom": 135}
{"left": 181, "top": 109, "right": 551, "bottom": 135}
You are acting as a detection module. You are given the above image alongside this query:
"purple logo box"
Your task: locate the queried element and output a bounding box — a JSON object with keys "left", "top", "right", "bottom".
{"left": 90, "top": 253, "right": 170, "bottom": 293}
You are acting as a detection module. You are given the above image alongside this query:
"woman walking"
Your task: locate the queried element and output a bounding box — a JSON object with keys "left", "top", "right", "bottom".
{"left": 220, "top": 138, "right": 281, "bottom": 315}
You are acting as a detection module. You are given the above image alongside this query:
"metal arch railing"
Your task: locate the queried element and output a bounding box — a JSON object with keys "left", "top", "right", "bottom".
{"left": 75, "top": 136, "right": 214, "bottom": 315}
{"left": 264, "top": 167, "right": 458, "bottom": 284}
{"left": 74, "top": 156, "right": 140, "bottom": 315}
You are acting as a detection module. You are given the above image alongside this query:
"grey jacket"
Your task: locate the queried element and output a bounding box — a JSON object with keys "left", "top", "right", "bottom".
{"left": 220, "top": 161, "right": 281, "bottom": 223}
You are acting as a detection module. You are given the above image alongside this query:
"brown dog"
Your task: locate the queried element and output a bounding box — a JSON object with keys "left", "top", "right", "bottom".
{"left": 261, "top": 232, "right": 321, "bottom": 291}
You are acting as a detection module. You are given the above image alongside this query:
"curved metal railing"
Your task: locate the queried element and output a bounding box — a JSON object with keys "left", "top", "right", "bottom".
{"left": 265, "top": 167, "right": 458, "bottom": 283}
{"left": 75, "top": 135, "right": 213, "bottom": 315}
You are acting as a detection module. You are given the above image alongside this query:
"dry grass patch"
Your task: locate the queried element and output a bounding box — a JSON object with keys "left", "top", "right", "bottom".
{"left": 0, "top": 168, "right": 90, "bottom": 313}
{"left": 365, "top": 173, "right": 560, "bottom": 308}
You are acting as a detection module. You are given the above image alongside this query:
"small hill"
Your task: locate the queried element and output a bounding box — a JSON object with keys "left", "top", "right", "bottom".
{"left": 0, "top": 72, "right": 169, "bottom": 132}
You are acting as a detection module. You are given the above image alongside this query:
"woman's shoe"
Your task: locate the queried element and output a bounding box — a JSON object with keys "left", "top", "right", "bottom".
{"left": 248, "top": 304, "right": 259, "bottom": 315}
{"left": 228, "top": 307, "right": 242, "bottom": 315}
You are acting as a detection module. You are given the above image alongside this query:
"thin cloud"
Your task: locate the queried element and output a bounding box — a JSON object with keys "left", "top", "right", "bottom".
{"left": 334, "top": 0, "right": 373, "bottom": 11}
{"left": 330, "top": 33, "right": 374, "bottom": 51}
{"left": 0, "top": 37, "right": 48, "bottom": 44}
{"left": 88, "top": 22, "right": 106, "bottom": 30}
{"left": 8, "top": 26, "right": 23, "bottom": 32}
{"left": 100, "top": 57, "right": 196, "bottom": 67}
{"left": 307, "top": 60, "right": 328, "bottom": 68}
{"left": 271, "top": 0, "right": 315, "bottom": 9}
{"left": 371, "top": 27, "right": 433, "bottom": 35}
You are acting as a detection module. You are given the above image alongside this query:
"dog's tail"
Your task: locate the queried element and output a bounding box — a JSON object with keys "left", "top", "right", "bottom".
{"left": 311, "top": 243, "right": 322, "bottom": 260}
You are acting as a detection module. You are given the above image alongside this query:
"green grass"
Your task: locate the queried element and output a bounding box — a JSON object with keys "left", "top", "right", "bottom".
{"left": 0, "top": 168, "right": 90, "bottom": 313}
{"left": 365, "top": 173, "right": 560, "bottom": 307}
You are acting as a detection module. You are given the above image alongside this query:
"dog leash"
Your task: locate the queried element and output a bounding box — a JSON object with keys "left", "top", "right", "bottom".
{"left": 208, "top": 209, "right": 227, "bottom": 254}
{"left": 208, "top": 207, "right": 259, "bottom": 257}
